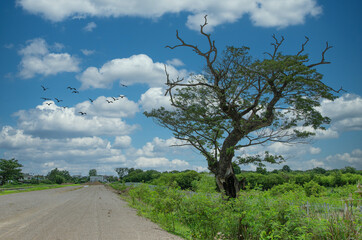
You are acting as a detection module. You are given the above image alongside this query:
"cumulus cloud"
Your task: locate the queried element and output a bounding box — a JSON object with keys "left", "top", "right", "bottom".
{"left": 139, "top": 88, "right": 173, "bottom": 112}
{"left": 113, "top": 136, "right": 132, "bottom": 149}
{"left": 17, "top": 0, "right": 322, "bottom": 30}
{"left": 325, "top": 149, "right": 362, "bottom": 170}
{"left": 18, "top": 38, "right": 80, "bottom": 79}
{"left": 318, "top": 94, "right": 362, "bottom": 132}
{"left": 75, "top": 96, "right": 139, "bottom": 118}
{"left": 135, "top": 137, "right": 190, "bottom": 157}
{"left": 77, "top": 54, "right": 187, "bottom": 89}
{"left": 14, "top": 101, "right": 138, "bottom": 138}
{"left": 83, "top": 21, "right": 97, "bottom": 31}
{"left": 135, "top": 157, "right": 189, "bottom": 169}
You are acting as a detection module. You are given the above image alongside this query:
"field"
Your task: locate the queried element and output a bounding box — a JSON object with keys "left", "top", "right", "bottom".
{"left": 111, "top": 178, "right": 362, "bottom": 240}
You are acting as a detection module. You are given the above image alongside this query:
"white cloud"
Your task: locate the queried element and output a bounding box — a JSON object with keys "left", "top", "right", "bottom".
{"left": 17, "top": 0, "right": 322, "bottom": 30}
{"left": 14, "top": 101, "right": 138, "bottom": 138}
{"left": 18, "top": 38, "right": 80, "bottom": 79}
{"left": 135, "top": 137, "right": 190, "bottom": 157}
{"left": 83, "top": 21, "right": 97, "bottom": 31}
{"left": 78, "top": 54, "right": 187, "bottom": 89}
{"left": 318, "top": 94, "right": 362, "bottom": 132}
{"left": 249, "top": 0, "right": 322, "bottom": 28}
{"left": 75, "top": 96, "right": 139, "bottom": 118}
{"left": 135, "top": 156, "right": 189, "bottom": 169}
{"left": 139, "top": 87, "right": 173, "bottom": 112}
{"left": 81, "top": 49, "right": 95, "bottom": 56}
{"left": 113, "top": 136, "right": 132, "bottom": 149}
{"left": 325, "top": 149, "right": 362, "bottom": 170}
{"left": 166, "top": 58, "right": 184, "bottom": 67}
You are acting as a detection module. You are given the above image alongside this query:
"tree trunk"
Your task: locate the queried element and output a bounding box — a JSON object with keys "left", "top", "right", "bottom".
{"left": 215, "top": 161, "right": 240, "bottom": 198}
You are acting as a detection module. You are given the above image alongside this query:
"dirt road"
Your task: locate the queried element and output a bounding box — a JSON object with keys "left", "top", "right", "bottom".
{"left": 0, "top": 185, "right": 183, "bottom": 240}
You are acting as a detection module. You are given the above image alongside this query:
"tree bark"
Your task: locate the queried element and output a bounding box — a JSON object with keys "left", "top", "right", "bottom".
{"left": 215, "top": 161, "right": 240, "bottom": 198}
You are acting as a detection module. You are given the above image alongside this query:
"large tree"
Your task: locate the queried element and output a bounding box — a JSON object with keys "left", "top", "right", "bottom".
{"left": 145, "top": 16, "right": 341, "bottom": 198}
{"left": 0, "top": 158, "right": 23, "bottom": 185}
{"left": 89, "top": 169, "right": 97, "bottom": 176}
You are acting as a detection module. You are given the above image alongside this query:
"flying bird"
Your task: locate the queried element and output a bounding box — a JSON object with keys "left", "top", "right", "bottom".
{"left": 67, "top": 86, "right": 77, "bottom": 90}
{"left": 119, "top": 95, "right": 125, "bottom": 98}
{"left": 112, "top": 97, "right": 118, "bottom": 101}
{"left": 54, "top": 98, "right": 63, "bottom": 102}
{"left": 88, "top": 98, "right": 94, "bottom": 102}
{"left": 45, "top": 102, "right": 52, "bottom": 106}
{"left": 120, "top": 83, "right": 127, "bottom": 87}
{"left": 72, "top": 90, "right": 79, "bottom": 94}
{"left": 106, "top": 100, "right": 113, "bottom": 103}
{"left": 41, "top": 97, "right": 51, "bottom": 101}
{"left": 41, "top": 85, "right": 48, "bottom": 91}
{"left": 79, "top": 111, "right": 87, "bottom": 115}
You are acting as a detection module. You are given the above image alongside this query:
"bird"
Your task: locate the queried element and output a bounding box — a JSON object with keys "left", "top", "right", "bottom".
{"left": 67, "top": 86, "right": 77, "bottom": 90}
{"left": 88, "top": 98, "right": 94, "bottom": 102}
{"left": 106, "top": 100, "right": 113, "bottom": 103}
{"left": 120, "top": 83, "right": 127, "bottom": 87}
{"left": 54, "top": 98, "right": 63, "bottom": 102}
{"left": 72, "top": 90, "right": 79, "bottom": 94}
{"left": 119, "top": 95, "right": 125, "bottom": 98}
{"left": 79, "top": 111, "right": 86, "bottom": 115}
{"left": 112, "top": 97, "right": 118, "bottom": 101}
{"left": 45, "top": 102, "right": 52, "bottom": 106}
{"left": 41, "top": 97, "right": 51, "bottom": 101}
{"left": 41, "top": 85, "right": 48, "bottom": 91}
{"left": 62, "top": 106, "right": 68, "bottom": 109}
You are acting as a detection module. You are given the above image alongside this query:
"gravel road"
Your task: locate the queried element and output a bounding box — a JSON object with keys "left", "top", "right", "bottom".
{"left": 0, "top": 185, "right": 183, "bottom": 240}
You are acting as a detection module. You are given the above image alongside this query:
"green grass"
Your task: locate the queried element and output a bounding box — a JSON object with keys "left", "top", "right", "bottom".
{"left": 114, "top": 183, "right": 361, "bottom": 240}
{"left": 0, "top": 183, "right": 80, "bottom": 195}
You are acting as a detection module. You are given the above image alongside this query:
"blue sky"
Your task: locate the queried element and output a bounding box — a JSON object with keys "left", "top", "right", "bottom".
{"left": 0, "top": 0, "right": 361, "bottom": 176}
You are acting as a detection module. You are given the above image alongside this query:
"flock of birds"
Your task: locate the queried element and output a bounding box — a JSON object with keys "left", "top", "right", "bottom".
{"left": 40, "top": 84, "right": 127, "bottom": 116}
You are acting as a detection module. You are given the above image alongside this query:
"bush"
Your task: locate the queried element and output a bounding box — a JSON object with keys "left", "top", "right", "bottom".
{"left": 270, "top": 182, "right": 304, "bottom": 196}
{"left": 55, "top": 175, "right": 65, "bottom": 184}
{"left": 303, "top": 180, "right": 326, "bottom": 197}
{"left": 191, "top": 174, "right": 217, "bottom": 193}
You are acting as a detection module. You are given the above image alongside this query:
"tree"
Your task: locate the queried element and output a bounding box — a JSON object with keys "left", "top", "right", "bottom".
{"left": 115, "top": 167, "right": 129, "bottom": 179}
{"left": 47, "top": 168, "right": 71, "bottom": 183}
{"left": 89, "top": 169, "right": 97, "bottom": 176}
{"left": 145, "top": 16, "right": 340, "bottom": 198}
{"left": 281, "top": 165, "right": 292, "bottom": 172}
{"left": 0, "top": 158, "right": 23, "bottom": 185}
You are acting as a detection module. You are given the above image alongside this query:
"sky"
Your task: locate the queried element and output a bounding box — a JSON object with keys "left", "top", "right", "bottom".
{"left": 0, "top": 0, "right": 361, "bottom": 176}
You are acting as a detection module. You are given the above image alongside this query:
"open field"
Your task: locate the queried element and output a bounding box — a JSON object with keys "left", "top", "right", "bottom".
{"left": 0, "top": 185, "right": 183, "bottom": 240}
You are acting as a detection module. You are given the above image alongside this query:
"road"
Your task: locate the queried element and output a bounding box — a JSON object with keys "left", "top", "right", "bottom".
{"left": 0, "top": 185, "right": 183, "bottom": 240}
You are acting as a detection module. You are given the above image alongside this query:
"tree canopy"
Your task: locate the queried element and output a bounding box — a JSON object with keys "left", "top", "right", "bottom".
{"left": 89, "top": 169, "right": 97, "bottom": 176}
{"left": 145, "top": 16, "right": 340, "bottom": 198}
{"left": 0, "top": 158, "right": 23, "bottom": 185}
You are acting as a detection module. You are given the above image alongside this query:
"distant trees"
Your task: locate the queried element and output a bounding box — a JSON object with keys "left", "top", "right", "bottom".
{"left": 89, "top": 169, "right": 97, "bottom": 176}
{"left": 0, "top": 158, "right": 23, "bottom": 185}
{"left": 47, "top": 168, "right": 71, "bottom": 184}
{"left": 115, "top": 167, "right": 129, "bottom": 179}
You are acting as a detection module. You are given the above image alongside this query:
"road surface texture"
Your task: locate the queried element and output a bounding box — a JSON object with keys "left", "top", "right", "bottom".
{"left": 0, "top": 185, "right": 183, "bottom": 240}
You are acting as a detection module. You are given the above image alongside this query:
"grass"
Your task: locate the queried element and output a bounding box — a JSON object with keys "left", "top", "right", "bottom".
{"left": 0, "top": 183, "right": 80, "bottom": 195}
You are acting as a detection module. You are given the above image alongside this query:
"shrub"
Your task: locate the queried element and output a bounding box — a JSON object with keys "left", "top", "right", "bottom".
{"left": 55, "top": 175, "right": 65, "bottom": 184}
{"left": 303, "top": 180, "right": 326, "bottom": 197}
{"left": 270, "top": 182, "right": 304, "bottom": 196}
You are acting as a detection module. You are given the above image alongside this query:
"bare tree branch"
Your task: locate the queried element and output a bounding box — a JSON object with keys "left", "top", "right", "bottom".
{"left": 297, "top": 36, "right": 310, "bottom": 56}
{"left": 307, "top": 42, "right": 333, "bottom": 68}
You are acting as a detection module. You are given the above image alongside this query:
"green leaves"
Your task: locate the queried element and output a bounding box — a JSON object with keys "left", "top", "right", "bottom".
{"left": 237, "top": 151, "right": 285, "bottom": 168}
{"left": 0, "top": 158, "right": 23, "bottom": 185}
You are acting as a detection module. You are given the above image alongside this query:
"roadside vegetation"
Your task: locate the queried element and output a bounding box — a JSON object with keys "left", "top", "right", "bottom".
{"left": 111, "top": 166, "right": 362, "bottom": 240}
{"left": 0, "top": 183, "right": 80, "bottom": 195}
